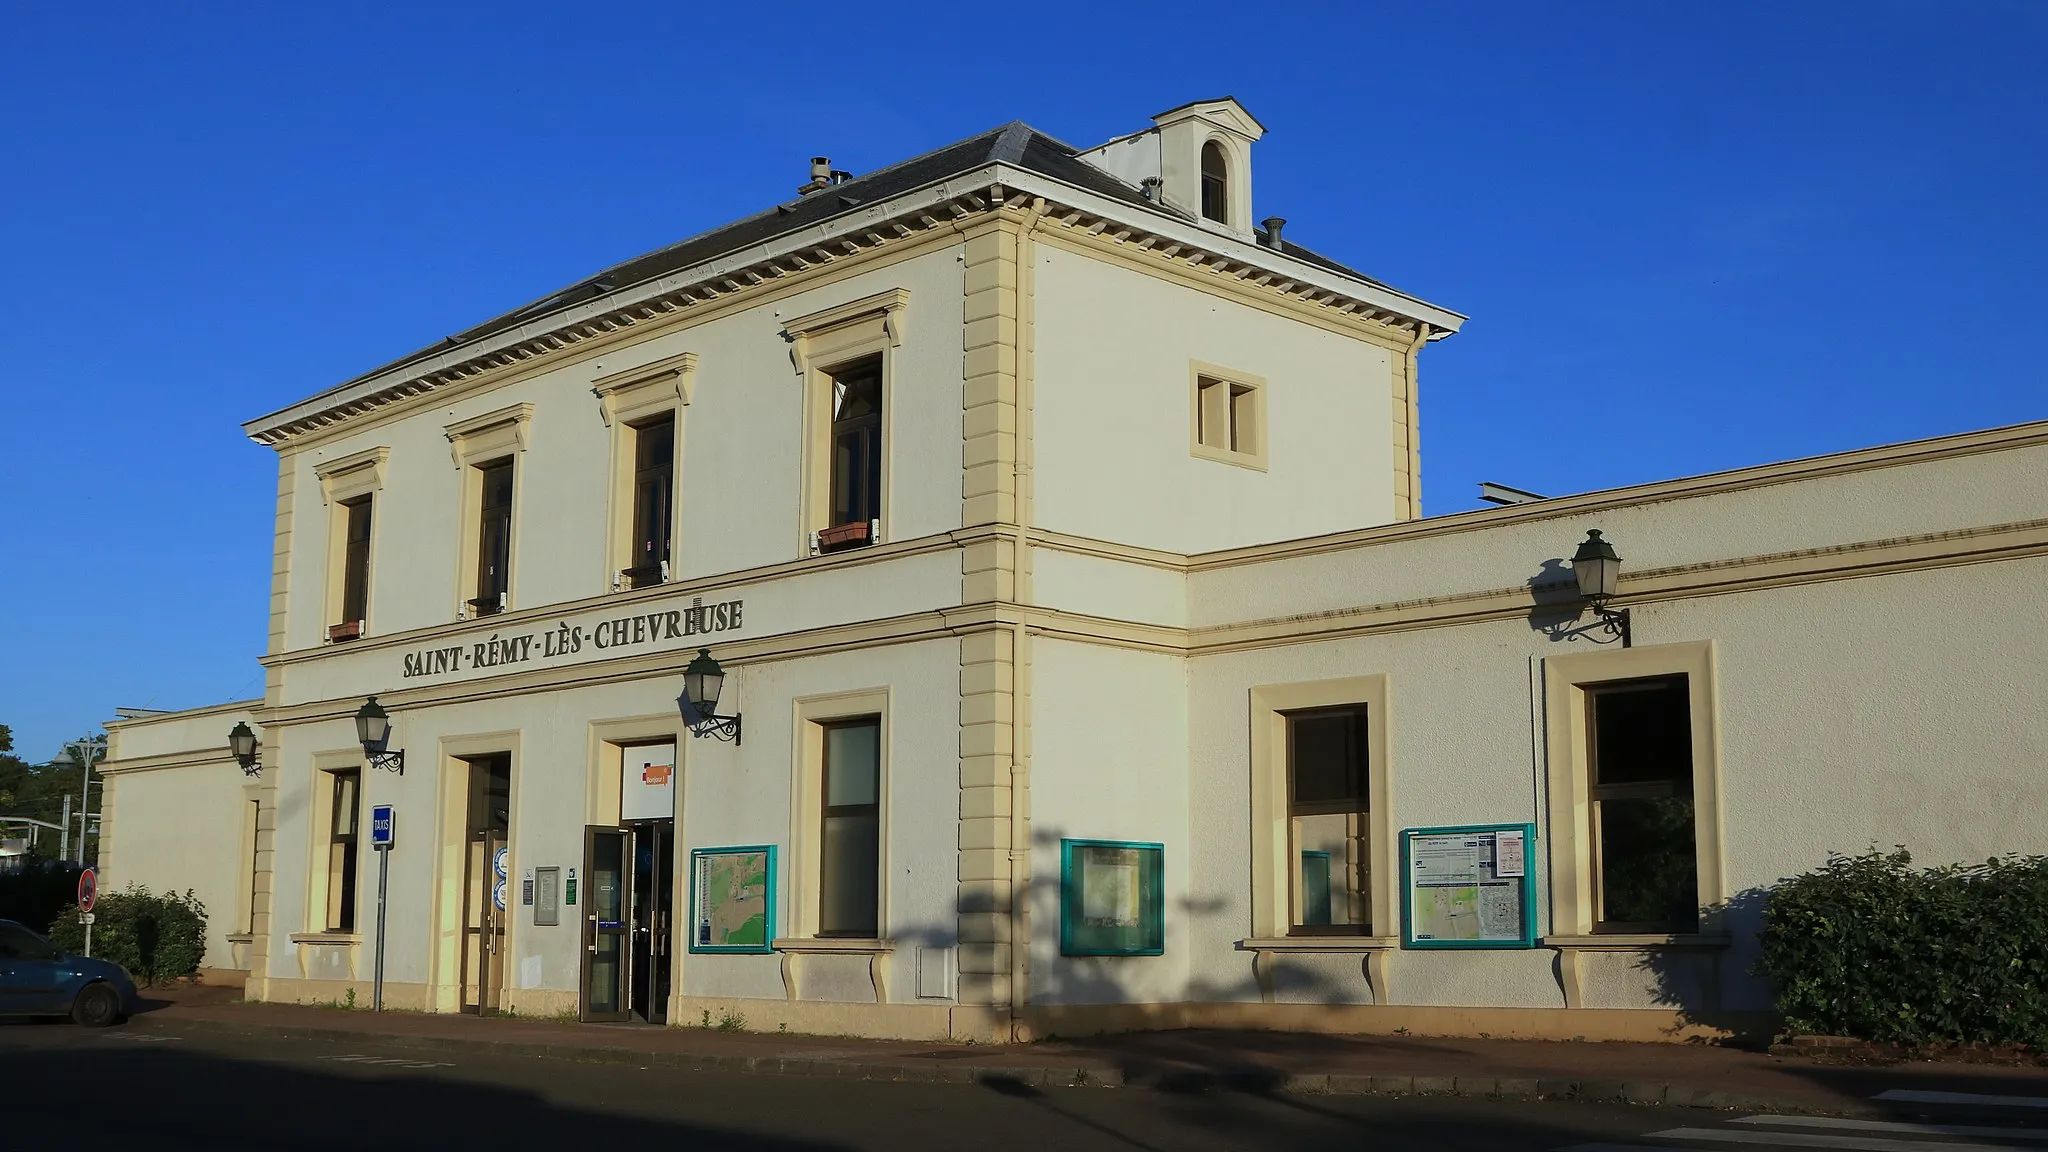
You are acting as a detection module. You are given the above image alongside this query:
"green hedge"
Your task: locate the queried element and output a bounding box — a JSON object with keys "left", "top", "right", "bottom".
{"left": 46, "top": 886, "right": 208, "bottom": 987}
{"left": 1757, "top": 848, "right": 2048, "bottom": 1046}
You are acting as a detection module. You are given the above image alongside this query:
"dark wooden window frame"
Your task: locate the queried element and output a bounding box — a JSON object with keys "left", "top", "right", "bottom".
{"left": 1200, "top": 141, "right": 1229, "bottom": 223}
{"left": 334, "top": 495, "right": 373, "bottom": 637}
{"left": 328, "top": 769, "right": 361, "bottom": 933}
{"left": 472, "top": 457, "right": 515, "bottom": 615}
{"left": 823, "top": 356, "right": 883, "bottom": 550}
{"left": 817, "top": 716, "right": 882, "bottom": 938}
{"left": 623, "top": 415, "right": 676, "bottom": 589}
{"left": 1586, "top": 675, "right": 1699, "bottom": 934}
{"left": 1284, "top": 704, "right": 1371, "bottom": 937}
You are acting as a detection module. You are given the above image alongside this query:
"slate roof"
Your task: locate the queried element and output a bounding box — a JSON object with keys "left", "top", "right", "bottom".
{"left": 317, "top": 121, "right": 1399, "bottom": 401}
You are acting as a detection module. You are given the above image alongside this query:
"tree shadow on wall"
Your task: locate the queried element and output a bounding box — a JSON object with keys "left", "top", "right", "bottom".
{"left": 1628, "top": 885, "right": 1777, "bottom": 1048}
{"left": 1002, "top": 823, "right": 1495, "bottom": 1097}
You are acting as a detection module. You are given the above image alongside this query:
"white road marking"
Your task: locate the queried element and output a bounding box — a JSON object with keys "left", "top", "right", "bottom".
{"left": 1876, "top": 1091, "right": 2048, "bottom": 1111}
{"left": 100, "top": 1033, "right": 178, "bottom": 1042}
{"left": 1736, "top": 1115, "right": 2048, "bottom": 1142}
{"left": 1648, "top": 1126, "right": 2022, "bottom": 1150}
{"left": 318, "top": 1053, "right": 454, "bottom": 1070}
{"left": 1558, "top": 1145, "right": 1674, "bottom": 1151}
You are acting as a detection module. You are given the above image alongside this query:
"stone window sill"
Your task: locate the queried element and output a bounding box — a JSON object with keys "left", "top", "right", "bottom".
{"left": 1238, "top": 936, "right": 1402, "bottom": 952}
{"left": 771, "top": 937, "right": 893, "bottom": 954}
{"left": 288, "top": 932, "right": 362, "bottom": 946}
{"left": 224, "top": 933, "right": 256, "bottom": 944}
{"left": 1541, "top": 933, "right": 1731, "bottom": 950}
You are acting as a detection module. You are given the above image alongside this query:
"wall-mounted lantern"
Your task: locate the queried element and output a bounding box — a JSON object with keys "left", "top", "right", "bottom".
{"left": 677, "top": 649, "right": 742, "bottom": 745}
{"left": 355, "top": 696, "right": 405, "bottom": 775}
{"left": 1570, "top": 529, "right": 1632, "bottom": 648}
{"left": 228, "top": 720, "right": 262, "bottom": 777}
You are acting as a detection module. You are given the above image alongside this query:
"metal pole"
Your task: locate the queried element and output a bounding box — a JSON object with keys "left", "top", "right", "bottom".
{"left": 60, "top": 794, "right": 71, "bottom": 862}
{"left": 373, "top": 843, "right": 391, "bottom": 1012}
{"left": 83, "top": 915, "right": 93, "bottom": 959}
{"left": 78, "top": 767, "right": 92, "bottom": 865}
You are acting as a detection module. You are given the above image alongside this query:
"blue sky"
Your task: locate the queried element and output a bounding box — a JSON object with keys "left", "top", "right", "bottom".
{"left": 1, "top": 2, "right": 2042, "bottom": 760}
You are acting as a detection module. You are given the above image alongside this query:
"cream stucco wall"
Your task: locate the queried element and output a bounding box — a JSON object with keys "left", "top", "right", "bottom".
{"left": 101, "top": 701, "right": 260, "bottom": 972}
{"left": 1187, "top": 553, "right": 2048, "bottom": 1013}
{"left": 100, "top": 761, "right": 255, "bottom": 971}
{"left": 278, "top": 243, "right": 967, "bottom": 652}
{"left": 1026, "top": 640, "right": 1191, "bottom": 1006}
{"left": 256, "top": 637, "right": 964, "bottom": 1009}
{"left": 1031, "top": 242, "right": 1400, "bottom": 554}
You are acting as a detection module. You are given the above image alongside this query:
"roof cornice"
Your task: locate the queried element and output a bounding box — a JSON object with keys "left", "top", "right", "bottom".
{"left": 244, "top": 165, "right": 1465, "bottom": 447}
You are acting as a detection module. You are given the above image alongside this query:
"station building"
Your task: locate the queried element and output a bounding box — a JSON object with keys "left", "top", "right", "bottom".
{"left": 99, "top": 99, "right": 2048, "bottom": 1043}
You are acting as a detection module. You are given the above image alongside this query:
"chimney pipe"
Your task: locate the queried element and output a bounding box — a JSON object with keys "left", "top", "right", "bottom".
{"left": 1140, "top": 176, "right": 1163, "bottom": 203}
{"left": 810, "top": 156, "right": 832, "bottom": 183}
{"left": 1261, "top": 217, "right": 1286, "bottom": 249}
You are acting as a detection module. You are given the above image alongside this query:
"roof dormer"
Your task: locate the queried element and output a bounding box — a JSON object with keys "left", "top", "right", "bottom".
{"left": 1077, "top": 97, "right": 1266, "bottom": 241}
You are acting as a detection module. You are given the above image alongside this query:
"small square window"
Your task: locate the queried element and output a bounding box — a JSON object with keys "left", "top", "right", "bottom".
{"left": 1190, "top": 366, "right": 1266, "bottom": 469}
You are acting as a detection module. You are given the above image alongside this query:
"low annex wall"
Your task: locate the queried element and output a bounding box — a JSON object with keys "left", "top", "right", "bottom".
{"left": 101, "top": 701, "right": 261, "bottom": 977}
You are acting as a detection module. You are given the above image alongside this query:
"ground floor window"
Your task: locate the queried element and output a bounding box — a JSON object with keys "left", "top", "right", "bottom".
{"left": 818, "top": 717, "right": 881, "bottom": 937}
{"left": 1286, "top": 706, "right": 1371, "bottom": 934}
{"left": 325, "top": 770, "right": 360, "bottom": 933}
{"left": 1586, "top": 676, "right": 1698, "bottom": 933}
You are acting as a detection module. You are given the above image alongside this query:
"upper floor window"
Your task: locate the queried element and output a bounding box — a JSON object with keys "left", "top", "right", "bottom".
{"left": 1586, "top": 676, "right": 1698, "bottom": 933}
{"left": 313, "top": 446, "right": 388, "bottom": 644}
{"left": 625, "top": 415, "right": 675, "bottom": 589}
{"left": 1190, "top": 366, "right": 1267, "bottom": 469}
{"left": 1201, "top": 141, "right": 1229, "bottom": 223}
{"left": 472, "top": 457, "right": 514, "bottom": 616}
{"left": 334, "top": 496, "right": 373, "bottom": 640}
{"left": 824, "top": 356, "right": 883, "bottom": 552}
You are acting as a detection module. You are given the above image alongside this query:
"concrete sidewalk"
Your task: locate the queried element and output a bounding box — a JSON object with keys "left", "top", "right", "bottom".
{"left": 125, "top": 988, "right": 2048, "bottom": 1116}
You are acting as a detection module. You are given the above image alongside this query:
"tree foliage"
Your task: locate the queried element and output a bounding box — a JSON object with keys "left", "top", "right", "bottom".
{"left": 1756, "top": 848, "right": 2048, "bottom": 1046}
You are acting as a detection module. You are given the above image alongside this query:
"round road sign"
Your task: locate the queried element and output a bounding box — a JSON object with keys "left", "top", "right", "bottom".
{"left": 77, "top": 868, "right": 97, "bottom": 913}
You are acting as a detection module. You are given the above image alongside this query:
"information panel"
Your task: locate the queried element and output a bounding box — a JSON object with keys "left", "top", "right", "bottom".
{"left": 1400, "top": 824, "right": 1538, "bottom": 949}
{"left": 1059, "top": 839, "right": 1165, "bottom": 956}
{"left": 688, "top": 845, "right": 775, "bottom": 954}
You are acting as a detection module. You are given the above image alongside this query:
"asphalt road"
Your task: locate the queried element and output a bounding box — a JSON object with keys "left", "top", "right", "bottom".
{"left": 0, "top": 1019, "right": 1690, "bottom": 1151}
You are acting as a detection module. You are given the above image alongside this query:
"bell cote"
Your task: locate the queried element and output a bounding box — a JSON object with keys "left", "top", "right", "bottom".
{"left": 1076, "top": 97, "right": 1266, "bottom": 242}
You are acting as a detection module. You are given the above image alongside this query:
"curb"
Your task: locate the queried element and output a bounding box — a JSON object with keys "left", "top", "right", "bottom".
{"left": 130, "top": 1014, "right": 1830, "bottom": 1114}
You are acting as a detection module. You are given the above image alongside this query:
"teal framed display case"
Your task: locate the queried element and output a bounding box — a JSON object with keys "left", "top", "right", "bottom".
{"left": 1059, "top": 839, "right": 1165, "bottom": 956}
{"left": 1399, "top": 823, "right": 1538, "bottom": 949}
{"left": 687, "top": 844, "right": 777, "bottom": 954}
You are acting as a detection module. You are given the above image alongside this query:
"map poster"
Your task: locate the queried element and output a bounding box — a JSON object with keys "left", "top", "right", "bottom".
{"left": 688, "top": 845, "right": 776, "bottom": 954}
{"left": 1060, "top": 839, "right": 1165, "bottom": 956}
{"left": 1401, "top": 824, "right": 1538, "bottom": 949}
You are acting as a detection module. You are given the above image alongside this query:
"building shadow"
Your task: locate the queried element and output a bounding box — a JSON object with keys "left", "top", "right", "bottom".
{"left": 0, "top": 1032, "right": 846, "bottom": 1150}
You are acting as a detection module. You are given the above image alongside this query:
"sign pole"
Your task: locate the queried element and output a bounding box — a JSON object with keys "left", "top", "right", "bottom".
{"left": 77, "top": 868, "right": 98, "bottom": 958}
{"left": 373, "top": 843, "right": 390, "bottom": 1012}
{"left": 369, "top": 805, "right": 395, "bottom": 1013}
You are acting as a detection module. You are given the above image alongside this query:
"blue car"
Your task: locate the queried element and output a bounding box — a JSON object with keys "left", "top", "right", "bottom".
{"left": 0, "top": 918, "right": 141, "bottom": 1026}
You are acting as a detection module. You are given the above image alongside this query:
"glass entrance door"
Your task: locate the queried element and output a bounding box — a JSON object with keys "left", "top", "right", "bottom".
{"left": 629, "top": 820, "right": 675, "bottom": 1024}
{"left": 460, "top": 754, "right": 511, "bottom": 1015}
{"left": 581, "top": 826, "right": 630, "bottom": 1022}
{"left": 462, "top": 830, "right": 507, "bottom": 1013}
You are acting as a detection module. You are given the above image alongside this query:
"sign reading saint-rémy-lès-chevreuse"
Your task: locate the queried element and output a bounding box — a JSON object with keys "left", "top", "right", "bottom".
{"left": 401, "top": 596, "right": 745, "bottom": 680}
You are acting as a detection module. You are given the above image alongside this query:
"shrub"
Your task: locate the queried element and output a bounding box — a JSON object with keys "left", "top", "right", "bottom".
{"left": 46, "top": 886, "right": 208, "bottom": 986}
{"left": 1756, "top": 848, "right": 2048, "bottom": 1046}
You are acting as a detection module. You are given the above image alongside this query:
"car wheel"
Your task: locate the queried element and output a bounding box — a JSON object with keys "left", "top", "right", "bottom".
{"left": 71, "top": 983, "right": 123, "bottom": 1028}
